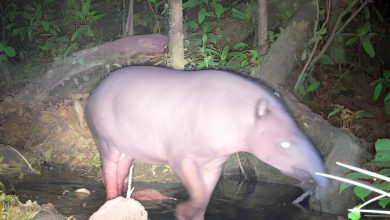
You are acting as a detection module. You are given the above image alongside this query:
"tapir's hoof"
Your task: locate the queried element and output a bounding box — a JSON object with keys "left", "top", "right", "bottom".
{"left": 176, "top": 201, "right": 205, "bottom": 220}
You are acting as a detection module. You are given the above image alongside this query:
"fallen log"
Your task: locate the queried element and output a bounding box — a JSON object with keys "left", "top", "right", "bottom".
{"left": 41, "top": 34, "right": 168, "bottom": 92}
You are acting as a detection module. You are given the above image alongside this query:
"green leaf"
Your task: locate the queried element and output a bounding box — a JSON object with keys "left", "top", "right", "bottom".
{"left": 327, "top": 108, "right": 341, "bottom": 118}
{"left": 385, "top": 92, "right": 390, "bottom": 102}
{"left": 373, "top": 83, "right": 383, "bottom": 101}
{"left": 28, "top": 29, "right": 33, "bottom": 40}
{"left": 353, "top": 186, "right": 371, "bottom": 201}
{"left": 348, "top": 210, "right": 361, "bottom": 220}
{"left": 375, "top": 139, "right": 390, "bottom": 152}
{"left": 0, "top": 54, "right": 6, "bottom": 62}
{"left": 198, "top": 8, "right": 206, "bottom": 24}
{"left": 318, "top": 54, "right": 333, "bottom": 65}
{"left": 372, "top": 182, "right": 390, "bottom": 191}
{"left": 232, "top": 8, "right": 245, "bottom": 20}
{"left": 188, "top": 20, "right": 198, "bottom": 29}
{"left": 240, "top": 59, "right": 249, "bottom": 67}
{"left": 379, "top": 168, "right": 390, "bottom": 177}
{"left": 339, "top": 182, "right": 353, "bottom": 193}
{"left": 307, "top": 80, "right": 320, "bottom": 93}
{"left": 379, "top": 197, "right": 390, "bottom": 208}
{"left": 4, "top": 47, "right": 16, "bottom": 57}
{"left": 183, "top": 0, "right": 202, "bottom": 9}
{"left": 372, "top": 151, "right": 390, "bottom": 162}
{"left": 212, "top": 3, "right": 224, "bottom": 18}
{"left": 357, "top": 22, "right": 371, "bottom": 37}
{"left": 346, "top": 36, "right": 358, "bottom": 46}
{"left": 384, "top": 70, "right": 390, "bottom": 80}
{"left": 346, "top": 172, "right": 371, "bottom": 180}
{"left": 385, "top": 98, "right": 390, "bottom": 115}
{"left": 220, "top": 45, "right": 229, "bottom": 61}
{"left": 362, "top": 36, "right": 375, "bottom": 58}
{"left": 82, "top": 0, "right": 92, "bottom": 15}
{"left": 364, "top": 7, "right": 370, "bottom": 20}
{"left": 42, "top": 20, "right": 49, "bottom": 31}
{"left": 301, "top": 49, "right": 308, "bottom": 61}
{"left": 71, "top": 25, "right": 90, "bottom": 41}
{"left": 233, "top": 42, "right": 248, "bottom": 50}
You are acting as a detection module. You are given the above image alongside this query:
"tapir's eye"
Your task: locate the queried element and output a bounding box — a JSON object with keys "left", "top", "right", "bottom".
{"left": 280, "top": 141, "right": 291, "bottom": 149}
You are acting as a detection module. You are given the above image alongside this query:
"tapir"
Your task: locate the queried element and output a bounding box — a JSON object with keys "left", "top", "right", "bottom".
{"left": 85, "top": 66, "right": 328, "bottom": 220}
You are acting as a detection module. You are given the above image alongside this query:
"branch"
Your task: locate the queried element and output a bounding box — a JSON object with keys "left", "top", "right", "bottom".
{"left": 309, "top": 0, "right": 368, "bottom": 67}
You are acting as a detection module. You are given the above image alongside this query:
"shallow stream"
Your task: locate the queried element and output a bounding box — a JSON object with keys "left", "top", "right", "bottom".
{"left": 12, "top": 169, "right": 338, "bottom": 220}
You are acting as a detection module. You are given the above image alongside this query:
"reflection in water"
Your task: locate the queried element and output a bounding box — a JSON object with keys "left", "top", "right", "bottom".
{"left": 12, "top": 169, "right": 337, "bottom": 220}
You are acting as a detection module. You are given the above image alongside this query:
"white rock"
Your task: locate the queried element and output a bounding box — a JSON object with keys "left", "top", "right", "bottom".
{"left": 89, "top": 196, "right": 148, "bottom": 220}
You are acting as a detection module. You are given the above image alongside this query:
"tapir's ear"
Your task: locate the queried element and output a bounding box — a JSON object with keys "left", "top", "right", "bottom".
{"left": 256, "top": 98, "right": 269, "bottom": 118}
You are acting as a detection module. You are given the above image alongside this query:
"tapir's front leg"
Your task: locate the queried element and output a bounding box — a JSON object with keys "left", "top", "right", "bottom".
{"left": 172, "top": 158, "right": 225, "bottom": 220}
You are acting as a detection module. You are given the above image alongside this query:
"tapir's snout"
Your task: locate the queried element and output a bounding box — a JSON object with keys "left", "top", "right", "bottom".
{"left": 270, "top": 138, "right": 329, "bottom": 191}
{"left": 292, "top": 167, "right": 329, "bottom": 191}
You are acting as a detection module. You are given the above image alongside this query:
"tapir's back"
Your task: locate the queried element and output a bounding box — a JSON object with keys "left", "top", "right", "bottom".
{"left": 86, "top": 66, "right": 280, "bottom": 161}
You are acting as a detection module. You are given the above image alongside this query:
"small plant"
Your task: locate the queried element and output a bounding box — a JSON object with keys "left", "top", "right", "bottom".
{"left": 6, "top": 0, "right": 62, "bottom": 58}
{"left": 317, "top": 139, "right": 390, "bottom": 220}
{"left": 372, "top": 70, "right": 390, "bottom": 115}
{"left": 0, "top": 191, "right": 40, "bottom": 220}
{"left": 91, "top": 151, "right": 101, "bottom": 170}
{"left": 0, "top": 42, "right": 16, "bottom": 62}
{"left": 3, "top": 0, "right": 103, "bottom": 59}
{"left": 63, "top": 0, "right": 104, "bottom": 55}
{"left": 184, "top": 0, "right": 260, "bottom": 70}
{"left": 316, "top": 139, "right": 390, "bottom": 219}
{"left": 327, "top": 104, "right": 372, "bottom": 129}
{"left": 345, "top": 7, "right": 376, "bottom": 59}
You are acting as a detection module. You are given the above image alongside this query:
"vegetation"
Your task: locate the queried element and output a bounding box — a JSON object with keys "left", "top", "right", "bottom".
{"left": 0, "top": 183, "right": 40, "bottom": 220}
{"left": 317, "top": 139, "right": 390, "bottom": 220}
{"left": 183, "top": 0, "right": 261, "bottom": 70}
{"left": 297, "top": 0, "right": 390, "bottom": 116}
{"left": 1, "top": 0, "right": 103, "bottom": 60}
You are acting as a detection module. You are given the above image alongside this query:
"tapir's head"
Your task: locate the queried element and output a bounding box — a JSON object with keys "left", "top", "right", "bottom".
{"left": 248, "top": 98, "right": 328, "bottom": 190}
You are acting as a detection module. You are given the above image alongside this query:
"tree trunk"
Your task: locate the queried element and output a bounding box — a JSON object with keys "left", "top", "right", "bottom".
{"left": 168, "top": 0, "right": 185, "bottom": 69}
{"left": 257, "top": 0, "right": 268, "bottom": 53}
{"left": 124, "top": 0, "right": 134, "bottom": 36}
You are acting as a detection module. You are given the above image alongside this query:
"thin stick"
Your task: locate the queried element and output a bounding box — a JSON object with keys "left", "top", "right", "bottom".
{"left": 126, "top": 164, "right": 135, "bottom": 199}
{"left": 348, "top": 209, "right": 390, "bottom": 215}
{"left": 315, "top": 172, "right": 389, "bottom": 195}
{"left": 236, "top": 153, "right": 248, "bottom": 180}
{"left": 7, "top": 145, "right": 34, "bottom": 172}
{"left": 336, "top": 162, "right": 390, "bottom": 182}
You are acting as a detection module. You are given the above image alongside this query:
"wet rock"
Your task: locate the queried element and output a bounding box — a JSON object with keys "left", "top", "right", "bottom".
{"left": 74, "top": 188, "right": 91, "bottom": 199}
{"left": 89, "top": 196, "right": 148, "bottom": 220}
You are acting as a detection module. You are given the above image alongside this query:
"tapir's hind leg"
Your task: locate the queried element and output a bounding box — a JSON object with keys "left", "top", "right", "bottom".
{"left": 99, "top": 140, "right": 133, "bottom": 199}
{"left": 172, "top": 158, "right": 225, "bottom": 220}
{"left": 116, "top": 154, "right": 133, "bottom": 195}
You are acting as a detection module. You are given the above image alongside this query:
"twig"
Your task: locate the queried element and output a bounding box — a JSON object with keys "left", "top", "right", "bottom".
{"left": 126, "top": 164, "right": 135, "bottom": 199}
{"left": 309, "top": 0, "right": 368, "bottom": 67}
{"left": 316, "top": 162, "right": 390, "bottom": 217}
{"left": 295, "top": 0, "right": 330, "bottom": 91}
{"left": 336, "top": 162, "right": 390, "bottom": 182}
{"left": 236, "top": 153, "right": 248, "bottom": 180}
{"left": 315, "top": 172, "right": 389, "bottom": 195}
{"left": 145, "top": 0, "right": 161, "bottom": 33}
{"left": 7, "top": 145, "right": 35, "bottom": 173}
{"left": 348, "top": 209, "right": 390, "bottom": 215}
